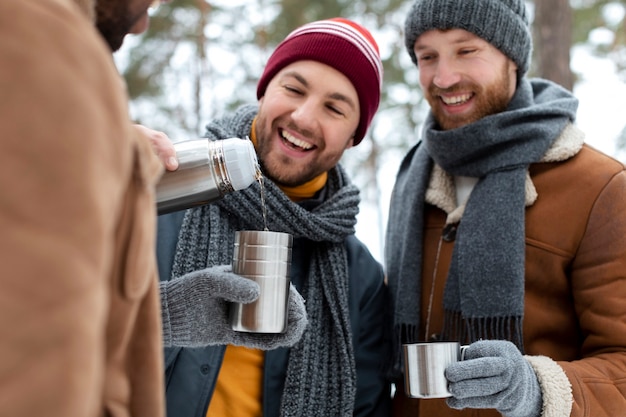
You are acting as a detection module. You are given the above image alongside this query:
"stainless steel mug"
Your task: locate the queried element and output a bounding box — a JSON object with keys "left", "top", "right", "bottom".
{"left": 403, "top": 342, "right": 468, "bottom": 399}
{"left": 229, "top": 230, "right": 293, "bottom": 333}
{"left": 156, "top": 137, "right": 259, "bottom": 215}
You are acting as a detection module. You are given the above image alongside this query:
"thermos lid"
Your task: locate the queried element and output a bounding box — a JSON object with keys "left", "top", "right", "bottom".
{"left": 221, "top": 138, "right": 259, "bottom": 190}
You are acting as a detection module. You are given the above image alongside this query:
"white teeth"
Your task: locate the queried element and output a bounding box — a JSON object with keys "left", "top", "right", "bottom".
{"left": 441, "top": 93, "right": 472, "bottom": 105}
{"left": 281, "top": 131, "right": 313, "bottom": 150}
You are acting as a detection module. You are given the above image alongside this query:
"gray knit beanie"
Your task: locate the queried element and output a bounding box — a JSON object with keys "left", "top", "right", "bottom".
{"left": 404, "top": 0, "right": 532, "bottom": 79}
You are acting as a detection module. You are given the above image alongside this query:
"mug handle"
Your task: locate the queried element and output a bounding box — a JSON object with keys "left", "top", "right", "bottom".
{"left": 460, "top": 345, "right": 470, "bottom": 361}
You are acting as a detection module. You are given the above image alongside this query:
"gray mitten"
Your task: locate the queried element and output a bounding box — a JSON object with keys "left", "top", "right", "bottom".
{"left": 160, "top": 265, "right": 308, "bottom": 350}
{"left": 445, "top": 340, "right": 542, "bottom": 417}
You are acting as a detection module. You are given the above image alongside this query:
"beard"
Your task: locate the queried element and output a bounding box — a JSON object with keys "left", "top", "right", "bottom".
{"left": 426, "top": 64, "right": 514, "bottom": 131}
{"left": 95, "top": 0, "right": 142, "bottom": 52}
{"left": 257, "top": 149, "right": 319, "bottom": 188}
{"left": 254, "top": 117, "right": 342, "bottom": 188}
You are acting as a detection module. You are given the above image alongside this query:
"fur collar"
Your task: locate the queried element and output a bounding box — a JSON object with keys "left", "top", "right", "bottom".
{"left": 426, "top": 123, "right": 585, "bottom": 224}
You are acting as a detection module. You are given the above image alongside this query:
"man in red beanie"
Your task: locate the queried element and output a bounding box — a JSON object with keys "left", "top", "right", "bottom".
{"left": 155, "top": 17, "right": 391, "bottom": 417}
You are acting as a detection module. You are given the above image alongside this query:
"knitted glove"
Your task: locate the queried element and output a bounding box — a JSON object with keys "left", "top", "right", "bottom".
{"left": 160, "top": 265, "right": 308, "bottom": 349}
{"left": 445, "top": 340, "right": 542, "bottom": 417}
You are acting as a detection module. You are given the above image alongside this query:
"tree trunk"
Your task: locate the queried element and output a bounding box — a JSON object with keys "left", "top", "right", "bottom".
{"left": 533, "top": 0, "right": 574, "bottom": 90}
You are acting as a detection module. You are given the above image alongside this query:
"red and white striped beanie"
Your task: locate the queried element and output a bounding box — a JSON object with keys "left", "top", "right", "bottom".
{"left": 256, "top": 18, "right": 383, "bottom": 145}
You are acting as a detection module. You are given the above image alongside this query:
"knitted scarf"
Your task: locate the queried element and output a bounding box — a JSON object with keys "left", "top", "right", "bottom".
{"left": 385, "top": 78, "right": 578, "bottom": 376}
{"left": 170, "top": 105, "right": 360, "bottom": 416}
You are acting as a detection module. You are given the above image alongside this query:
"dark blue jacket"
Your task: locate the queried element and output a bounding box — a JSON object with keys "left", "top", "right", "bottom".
{"left": 157, "top": 209, "right": 391, "bottom": 417}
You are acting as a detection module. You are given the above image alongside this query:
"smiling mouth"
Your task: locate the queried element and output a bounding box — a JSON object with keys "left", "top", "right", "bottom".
{"left": 440, "top": 93, "right": 473, "bottom": 106}
{"left": 280, "top": 129, "right": 314, "bottom": 151}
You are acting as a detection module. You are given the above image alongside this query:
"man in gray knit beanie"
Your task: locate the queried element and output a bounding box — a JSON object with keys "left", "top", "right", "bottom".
{"left": 386, "top": 0, "right": 626, "bottom": 417}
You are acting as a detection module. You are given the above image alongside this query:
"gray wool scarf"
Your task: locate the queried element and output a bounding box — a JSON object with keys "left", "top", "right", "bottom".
{"left": 170, "top": 105, "right": 360, "bottom": 416}
{"left": 385, "top": 78, "right": 578, "bottom": 376}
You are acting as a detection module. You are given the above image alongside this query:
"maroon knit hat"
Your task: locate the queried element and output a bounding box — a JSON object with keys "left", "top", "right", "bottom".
{"left": 256, "top": 18, "right": 383, "bottom": 145}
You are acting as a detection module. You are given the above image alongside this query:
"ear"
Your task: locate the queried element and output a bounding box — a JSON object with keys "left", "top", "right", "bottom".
{"left": 508, "top": 59, "right": 518, "bottom": 75}
{"left": 507, "top": 60, "right": 518, "bottom": 96}
{"left": 345, "top": 137, "right": 355, "bottom": 150}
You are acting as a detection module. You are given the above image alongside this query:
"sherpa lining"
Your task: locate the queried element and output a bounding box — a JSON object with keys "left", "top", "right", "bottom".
{"left": 526, "top": 355, "right": 573, "bottom": 417}
{"left": 426, "top": 123, "right": 585, "bottom": 224}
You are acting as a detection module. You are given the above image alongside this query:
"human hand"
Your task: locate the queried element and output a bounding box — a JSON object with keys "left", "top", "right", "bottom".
{"left": 160, "top": 265, "right": 307, "bottom": 349}
{"left": 133, "top": 124, "right": 178, "bottom": 171}
{"left": 445, "top": 340, "right": 542, "bottom": 417}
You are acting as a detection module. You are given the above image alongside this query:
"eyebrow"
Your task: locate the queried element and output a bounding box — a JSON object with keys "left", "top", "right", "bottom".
{"left": 281, "top": 70, "right": 357, "bottom": 111}
{"left": 415, "top": 32, "right": 479, "bottom": 51}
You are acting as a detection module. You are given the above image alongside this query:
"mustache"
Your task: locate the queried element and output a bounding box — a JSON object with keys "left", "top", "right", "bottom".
{"left": 429, "top": 82, "right": 477, "bottom": 96}
{"left": 281, "top": 121, "right": 314, "bottom": 141}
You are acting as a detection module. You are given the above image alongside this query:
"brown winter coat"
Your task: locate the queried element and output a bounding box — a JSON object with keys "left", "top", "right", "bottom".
{"left": 0, "top": 0, "right": 165, "bottom": 416}
{"left": 392, "top": 125, "right": 626, "bottom": 417}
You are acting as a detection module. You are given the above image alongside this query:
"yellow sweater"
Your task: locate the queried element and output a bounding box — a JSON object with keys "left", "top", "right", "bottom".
{"left": 206, "top": 346, "right": 264, "bottom": 417}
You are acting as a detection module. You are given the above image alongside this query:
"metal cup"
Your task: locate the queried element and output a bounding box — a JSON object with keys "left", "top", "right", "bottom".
{"left": 403, "top": 342, "right": 468, "bottom": 399}
{"left": 229, "top": 230, "right": 293, "bottom": 333}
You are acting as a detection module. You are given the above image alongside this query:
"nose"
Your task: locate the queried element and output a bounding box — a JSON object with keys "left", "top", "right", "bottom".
{"left": 432, "top": 56, "right": 461, "bottom": 89}
{"left": 290, "top": 98, "right": 319, "bottom": 133}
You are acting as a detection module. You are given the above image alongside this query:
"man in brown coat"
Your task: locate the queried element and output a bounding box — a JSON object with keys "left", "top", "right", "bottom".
{"left": 386, "top": 0, "right": 626, "bottom": 416}
{"left": 0, "top": 0, "right": 165, "bottom": 416}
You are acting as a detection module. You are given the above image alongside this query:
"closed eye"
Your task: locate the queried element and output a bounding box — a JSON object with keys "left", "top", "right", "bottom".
{"left": 326, "top": 92, "right": 356, "bottom": 118}
{"left": 284, "top": 85, "right": 304, "bottom": 95}
{"left": 327, "top": 104, "right": 344, "bottom": 116}
{"left": 459, "top": 48, "right": 477, "bottom": 56}
{"left": 416, "top": 52, "right": 436, "bottom": 64}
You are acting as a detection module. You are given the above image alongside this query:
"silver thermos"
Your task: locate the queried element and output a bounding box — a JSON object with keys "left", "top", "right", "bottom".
{"left": 156, "top": 137, "right": 259, "bottom": 215}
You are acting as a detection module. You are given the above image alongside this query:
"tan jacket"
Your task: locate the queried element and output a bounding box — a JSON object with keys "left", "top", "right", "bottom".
{"left": 393, "top": 125, "right": 626, "bottom": 417}
{"left": 0, "top": 0, "right": 165, "bottom": 416}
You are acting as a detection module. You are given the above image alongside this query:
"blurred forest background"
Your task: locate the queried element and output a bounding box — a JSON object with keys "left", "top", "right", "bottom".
{"left": 116, "top": 0, "right": 626, "bottom": 260}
